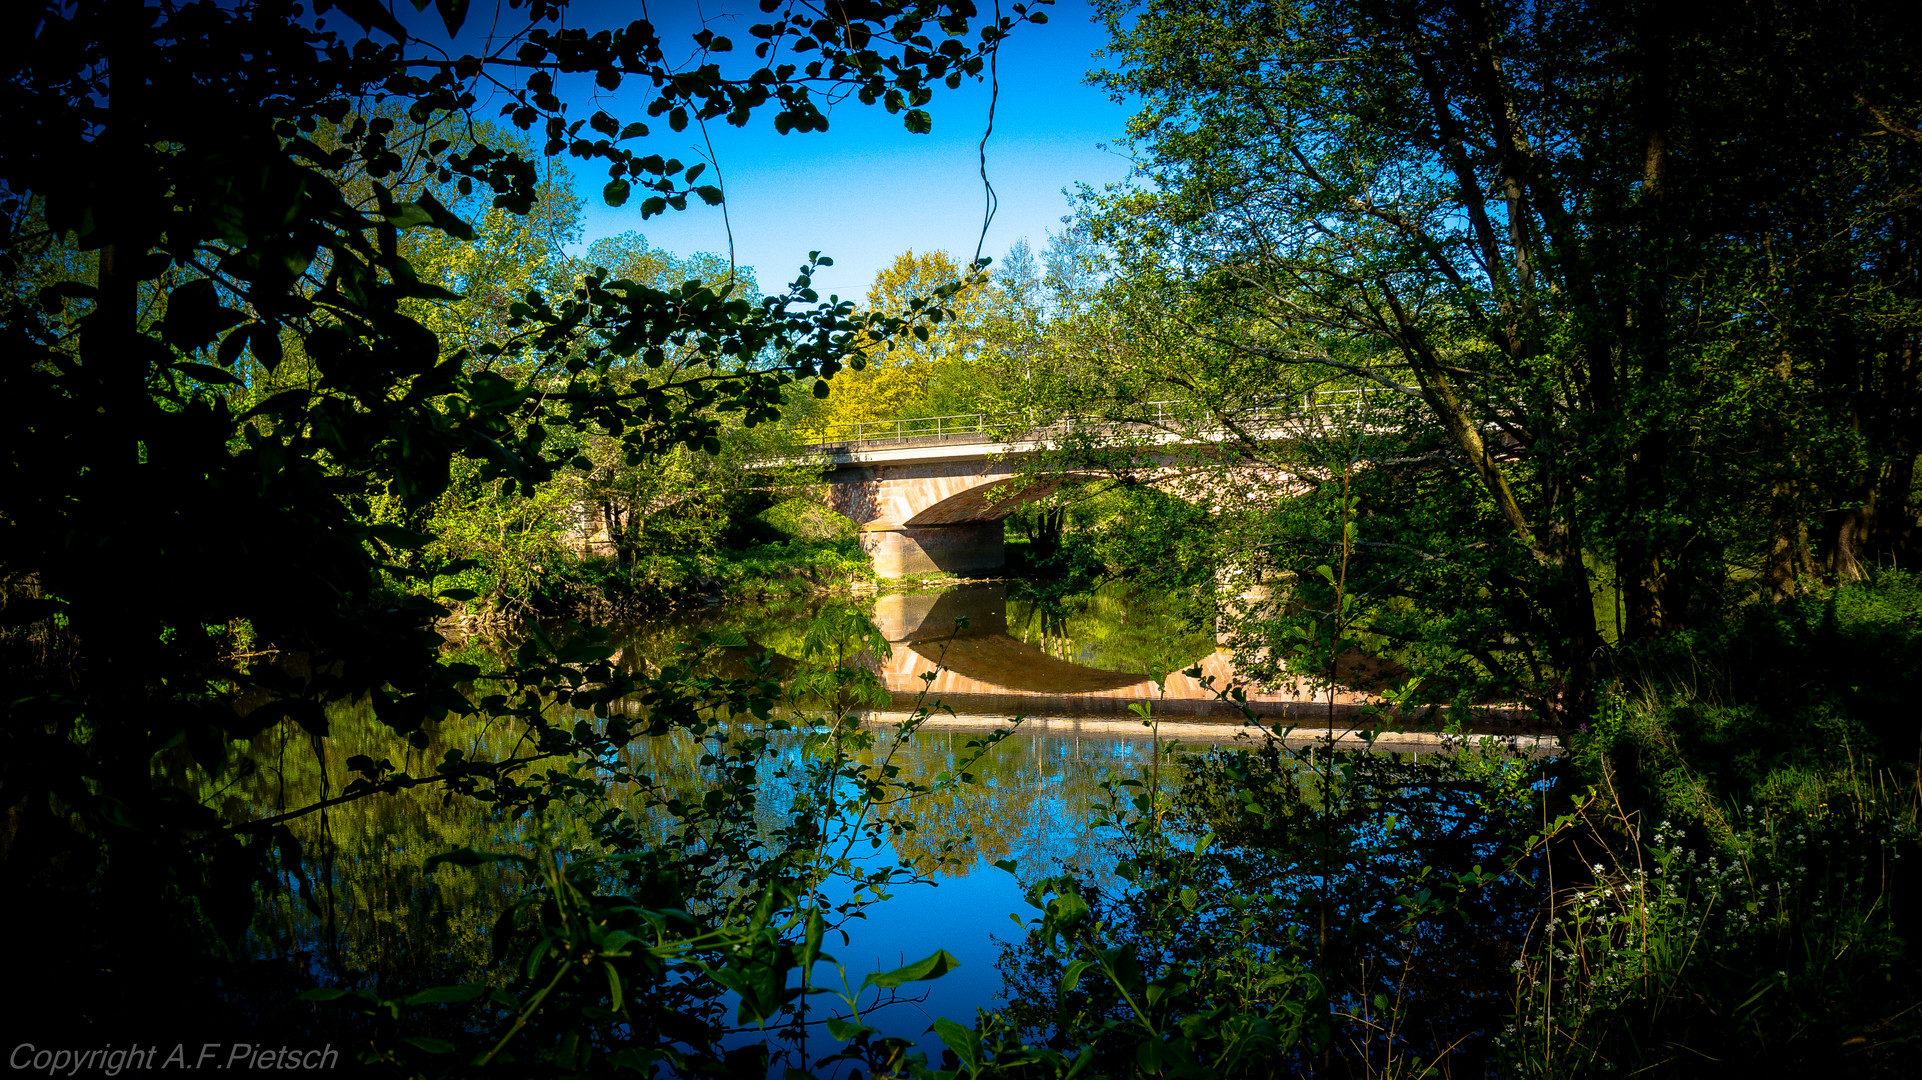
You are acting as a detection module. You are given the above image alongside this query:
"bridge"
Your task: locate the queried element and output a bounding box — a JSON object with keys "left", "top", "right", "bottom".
{"left": 788, "top": 393, "right": 1384, "bottom": 578}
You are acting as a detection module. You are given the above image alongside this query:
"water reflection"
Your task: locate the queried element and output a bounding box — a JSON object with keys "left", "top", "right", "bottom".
{"left": 218, "top": 698, "right": 1178, "bottom": 1037}
{"left": 697, "top": 581, "right": 1532, "bottom": 733}
{"left": 208, "top": 580, "right": 1549, "bottom": 1066}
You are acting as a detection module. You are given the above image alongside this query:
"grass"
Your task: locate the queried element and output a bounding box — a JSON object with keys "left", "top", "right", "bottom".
{"left": 1502, "top": 570, "right": 1922, "bottom": 1076}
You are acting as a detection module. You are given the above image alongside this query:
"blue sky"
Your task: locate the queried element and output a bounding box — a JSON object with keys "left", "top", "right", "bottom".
{"left": 399, "top": 0, "right": 1140, "bottom": 300}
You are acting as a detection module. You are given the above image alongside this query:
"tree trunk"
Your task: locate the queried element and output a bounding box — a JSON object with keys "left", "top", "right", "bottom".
{"left": 1765, "top": 479, "right": 1802, "bottom": 602}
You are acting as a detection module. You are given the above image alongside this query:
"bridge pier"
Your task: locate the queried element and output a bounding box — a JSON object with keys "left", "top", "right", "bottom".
{"left": 860, "top": 520, "right": 1004, "bottom": 579}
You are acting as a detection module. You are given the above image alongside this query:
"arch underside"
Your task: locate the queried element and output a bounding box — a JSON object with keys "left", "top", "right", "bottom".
{"left": 902, "top": 473, "right": 1102, "bottom": 526}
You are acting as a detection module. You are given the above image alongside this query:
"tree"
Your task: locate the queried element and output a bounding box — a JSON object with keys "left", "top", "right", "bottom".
{"left": 0, "top": 0, "right": 1047, "bottom": 1043}
{"left": 818, "top": 247, "right": 1001, "bottom": 427}
{"left": 1064, "top": 0, "right": 1922, "bottom": 722}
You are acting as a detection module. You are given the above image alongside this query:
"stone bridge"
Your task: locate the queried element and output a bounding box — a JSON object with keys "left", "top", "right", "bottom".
{"left": 815, "top": 429, "right": 1148, "bottom": 577}
{"left": 796, "top": 402, "right": 1344, "bottom": 577}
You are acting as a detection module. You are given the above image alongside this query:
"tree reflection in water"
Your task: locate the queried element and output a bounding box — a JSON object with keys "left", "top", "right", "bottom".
{"left": 199, "top": 582, "right": 1547, "bottom": 1068}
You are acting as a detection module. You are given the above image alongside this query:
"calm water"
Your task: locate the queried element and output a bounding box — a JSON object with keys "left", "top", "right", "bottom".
{"left": 214, "top": 581, "right": 1547, "bottom": 1065}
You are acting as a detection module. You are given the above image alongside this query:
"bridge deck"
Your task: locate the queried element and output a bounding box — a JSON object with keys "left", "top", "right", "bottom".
{"left": 787, "top": 392, "right": 1398, "bottom": 467}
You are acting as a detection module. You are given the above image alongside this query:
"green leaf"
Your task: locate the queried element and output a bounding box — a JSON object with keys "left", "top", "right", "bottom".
{"left": 595, "top": 930, "right": 646, "bottom": 956}
{"left": 801, "top": 908, "right": 826, "bottom": 967}
{"left": 384, "top": 202, "right": 436, "bottom": 230}
{"left": 425, "top": 848, "right": 538, "bottom": 872}
{"left": 931, "top": 1018, "right": 981, "bottom": 1068}
{"left": 217, "top": 325, "right": 250, "bottom": 367}
{"left": 604, "top": 962, "right": 625, "bottom": 1011}
{"left": 432, "top": 0, "right": 469, "bottom": 37}
{"left": 1059, "top": 958, "right": 1092, "bottom": 994}
{"left": 861, "top": 949, "right": 960, "bottom": 990}
{"left": 241, "top": 388, "right": 311, "bottom": 420}
{"left": 608, "top": 1048, "right": 660, "bottom": 1071}
{"left": 824, "top": 1015, "right": 867, "bottom": 1041}
{"left": 162, "top": 278, "right": 247, "bottom": 349}
{"left": 604, "top": 180, "right": 632, "bottom": 206}
{"left": 326, "top": 0, "right": 408, "bottom": 41}
{"left": 250, "top": 323, "right": 283, "bottom": 370}
{"left": 903, "top": 109, "right": 932, "bottom": 134}
{"left": 414, "top": 190, "right": 477, "bottom": 241}
{"left": 396, "top": 279, "right": 463, "bottom": 303}
{"left": 400, "top": 1037, "right": 456, "bottom": 1054}
{"left": 1045, "top": 890, "right": 1090, "bottom": 933}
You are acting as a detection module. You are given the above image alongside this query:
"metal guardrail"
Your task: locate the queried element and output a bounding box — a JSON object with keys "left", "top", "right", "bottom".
{"left": 796, "top": 389, "right": 1390, "bottom": 446}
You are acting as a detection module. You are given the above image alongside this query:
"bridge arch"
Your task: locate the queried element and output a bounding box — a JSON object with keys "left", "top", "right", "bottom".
{"left": 801, "top": 429, "right": 1300, "bottom": 577}
{"left": 900, "top": 473, "right": 1104, "bottom": 526}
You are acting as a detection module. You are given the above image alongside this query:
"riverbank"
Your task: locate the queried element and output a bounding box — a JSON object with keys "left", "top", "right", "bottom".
{"left": 431, "top": 537, "right": 872, "bottom": 633}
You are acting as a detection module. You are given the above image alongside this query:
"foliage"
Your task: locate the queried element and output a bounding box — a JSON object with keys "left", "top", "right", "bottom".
{"left": 1004, "top": 580, "right": 1216, "bottom": 680}
{"left": 10, "top": 0, "right": 1922, "bottom": 1071}
{"left": 997, "top": 709, "right": 1555, "bottom": 1077}
{"left": 1043, "top": 0, "right": 1922, "bottom": 726}
{"left": 0, "top": 0, "right": 1051, "bottom": 1048}
{"left": 285, "top": 602, "right": 1041, "bottom": 1076}
{"left": 999, "top": 755, "right": 1330, "bottom": 1075}
{"left": 759, "top": 498, "right": 860, "bottom": 543}
{"left": 1494, "top": 573, "right": 1922, "bottom": 1074}
{"left": 1501, "top": 785, "right": 1922, "bottom": 1075}
{"left": 1027, "top": 483, "right": 1219, "bottom": 599}
{"left": 588, "top": 536, "right": 873, "bottom": 610}
{"left": 1584, "top": 569, "right": 1922, "bottom": 829}
{"left": 818, "top": 248, "right": 1000, "bottom": 429}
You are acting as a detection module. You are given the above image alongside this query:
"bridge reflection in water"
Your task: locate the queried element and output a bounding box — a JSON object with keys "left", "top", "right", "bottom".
{"left": 859, "top": 584, "right": 1549, "bottom": 752}
{"left": 868, "top": 582, "right": 1346, "bottom": 718}
{"left": 688, "top": 583, "right": 1551, "bottom": 753}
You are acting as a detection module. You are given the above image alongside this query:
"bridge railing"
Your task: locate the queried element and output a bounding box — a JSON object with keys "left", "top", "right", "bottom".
{"left": 796, "top": 388, "right": 1393, "bottom": 447}
{"left": 797, "top": 410, "right": 995, "bottom": 444}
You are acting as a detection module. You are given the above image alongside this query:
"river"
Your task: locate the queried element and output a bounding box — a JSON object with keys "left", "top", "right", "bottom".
{"left": 214, "top": 580, "right": 1553, "bottom": 1068}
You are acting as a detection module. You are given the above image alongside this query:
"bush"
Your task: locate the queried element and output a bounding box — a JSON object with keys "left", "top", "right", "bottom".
{"left": 756, "top": 498, "right": 859, "bottom": 543}
{"left": 1509, "top": 571, "right": 1922, "bottom": 1075}
{"left": 1582, "top": 570, "right": 1922, "bottom": 830}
